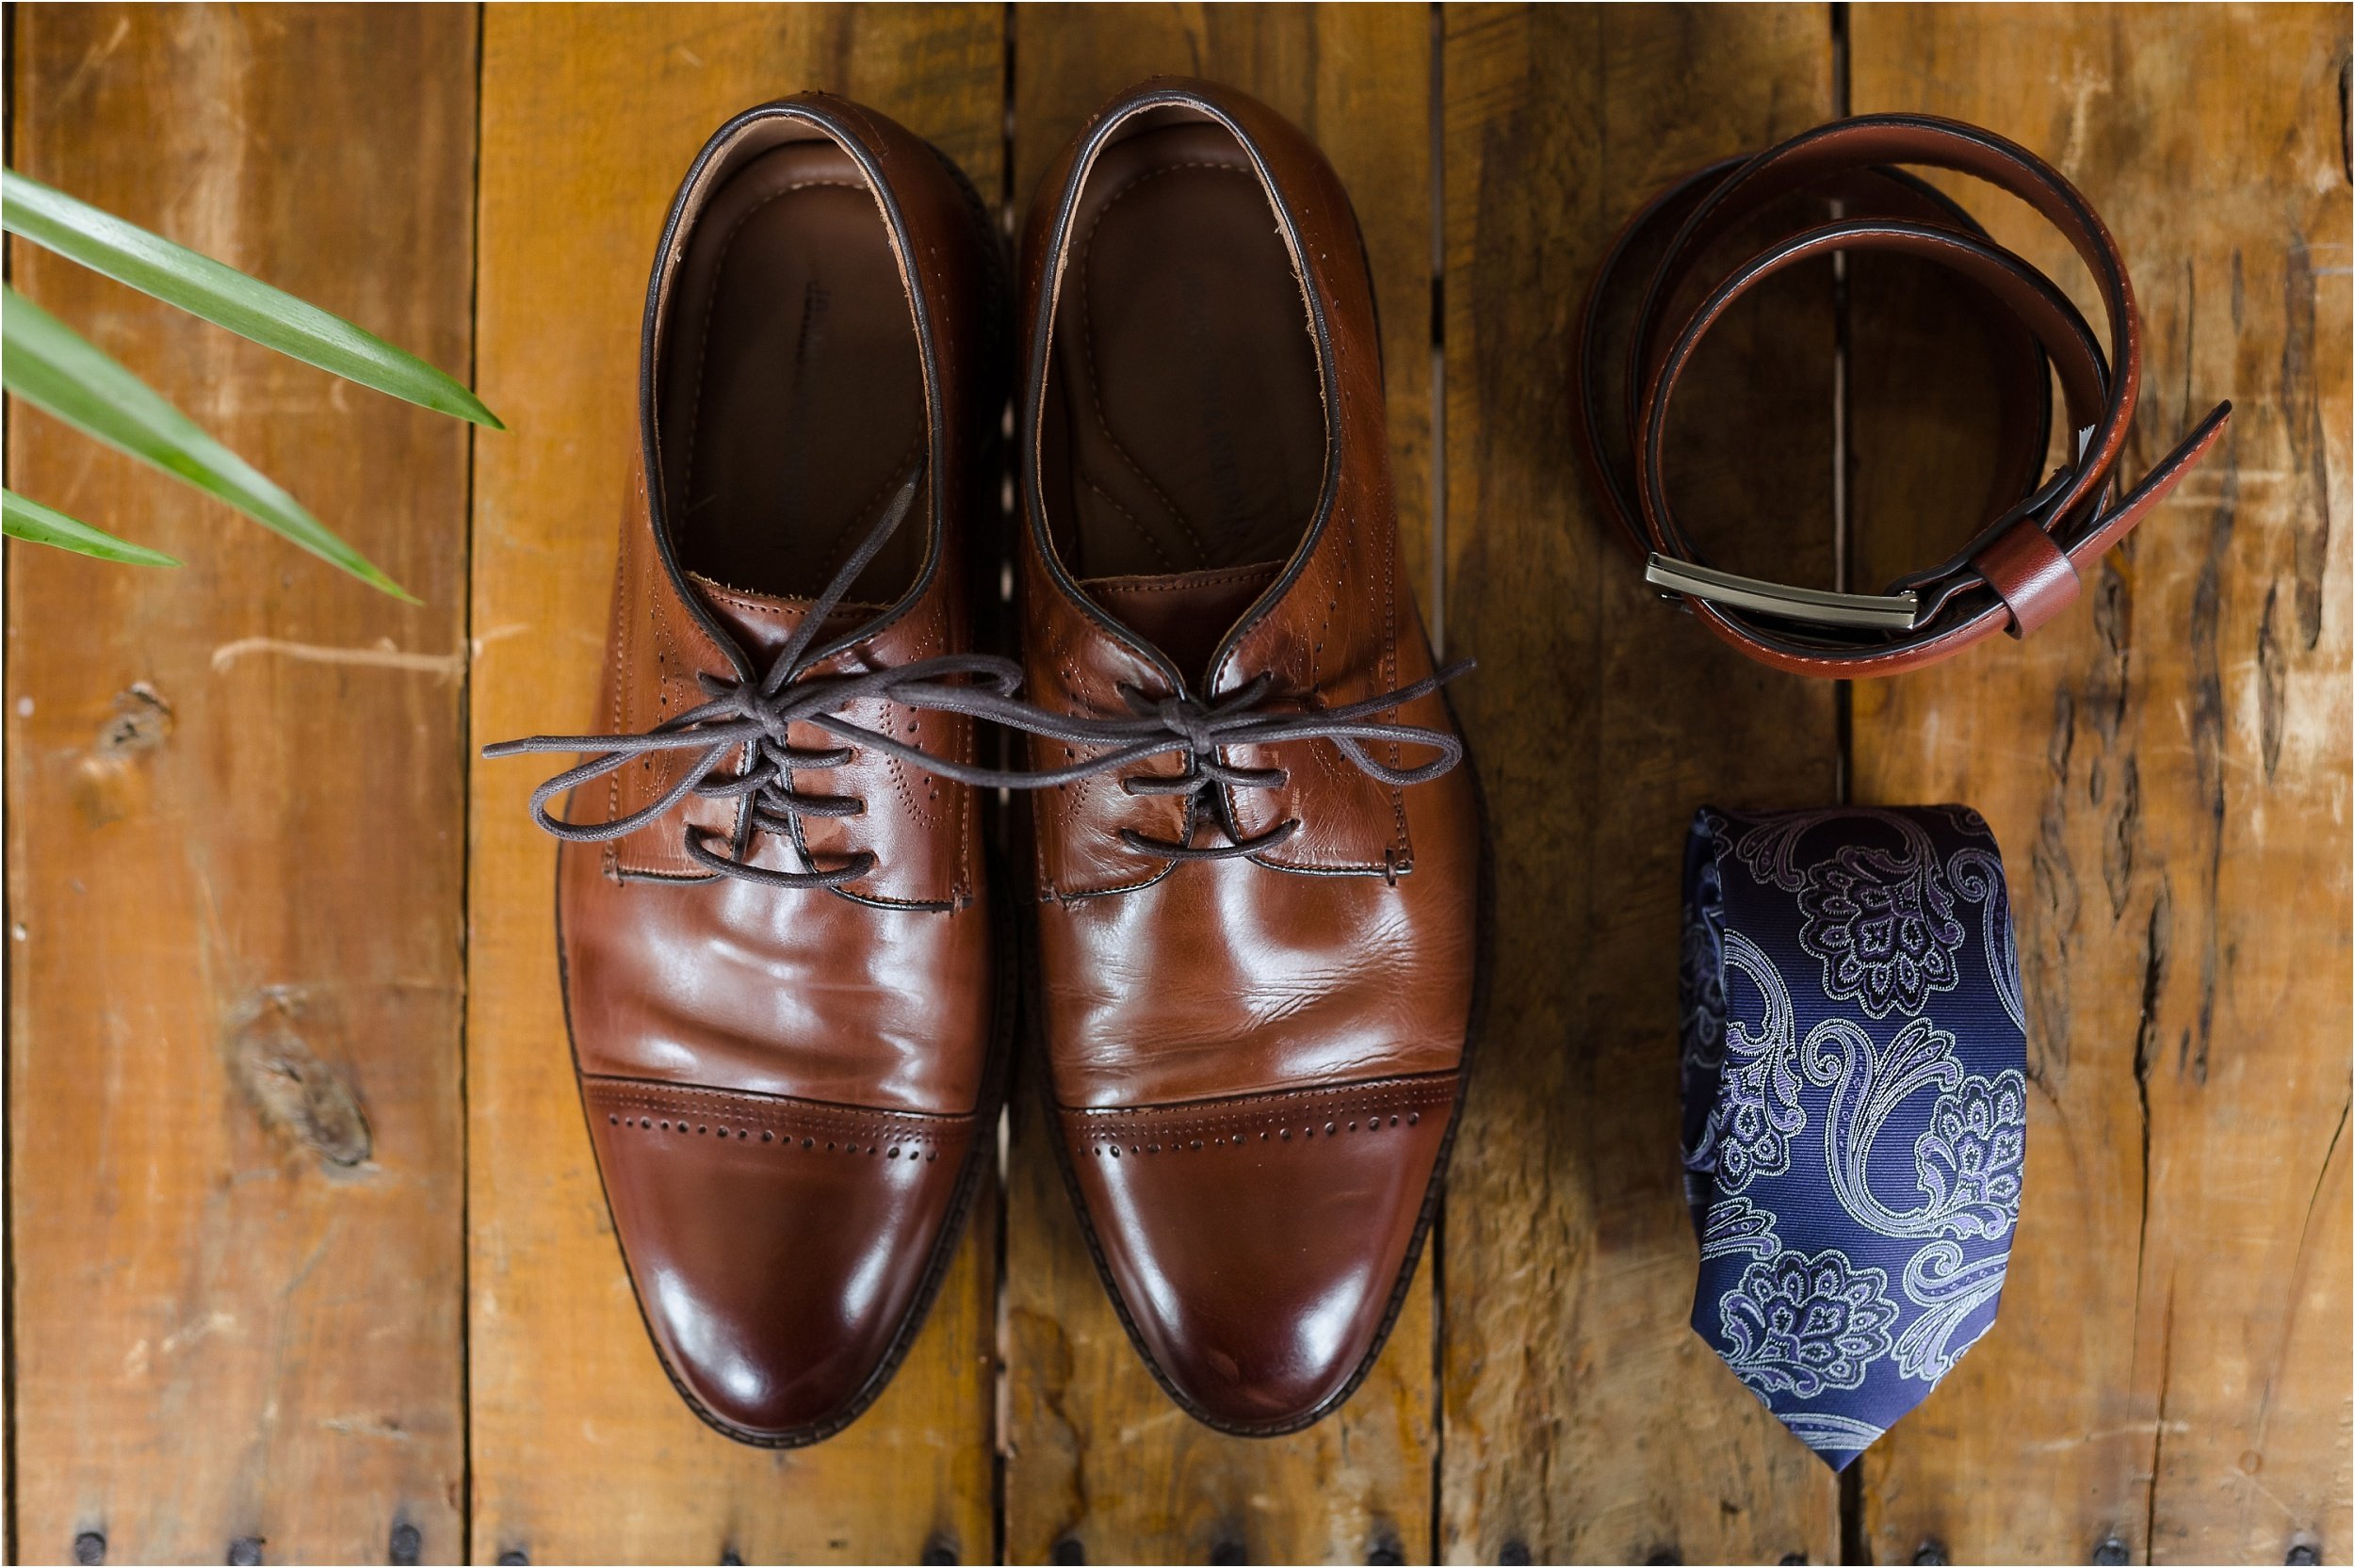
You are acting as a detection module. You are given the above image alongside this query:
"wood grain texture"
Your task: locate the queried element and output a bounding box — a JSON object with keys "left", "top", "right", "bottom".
{"left": 5, "top": 5, "right": 476, "bottom": 1562}
{"left": 1000, "top": 8, "right": 1439, "bottom": 1563}
{"left": 1845, "top": 7, "right": 2355, "bottom": 1563}
{"left": 464, "top": 7, "right": 1004, "bottom": 1562}
{"left": 1436, "top": 7, "right": 1845, "bottom": 1561}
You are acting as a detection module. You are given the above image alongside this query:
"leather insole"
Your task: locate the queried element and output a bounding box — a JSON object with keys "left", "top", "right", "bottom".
{"left": 1045, "top": 121, "right": 1324, "bottom": 587}
{"left": 658, "top": 140, "right": 924, "bottom": 604}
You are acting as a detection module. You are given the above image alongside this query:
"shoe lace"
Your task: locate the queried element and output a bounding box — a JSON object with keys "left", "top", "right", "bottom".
{"left": 482, "top": 466, "right": 1026, "bottom": 890}
{"left": 484, "top": 460, "right": 1473, "bottom": 877}
{"left": 921, "top": 657, "right": 1475, "bottom": 864}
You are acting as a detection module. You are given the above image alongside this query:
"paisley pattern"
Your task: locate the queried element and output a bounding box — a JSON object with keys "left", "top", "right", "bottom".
{"left": 1948, "top": 844, "right": 2027, "bottom": 1033}
{"left": 1807, "top": 1018, "right": 2025, "bottom": 1241}
{"left": 1892, "top": 1241, "right": 2010, "bottom": 1382}
{"left": 1682, "top": 805, "right": 2026, "bottom": 1470}
{"left": 1915, "top": 1070, "right": 2028, "bottom": 1232}
{"left": 1719, "top": 1247, "right": 1901, "bottom": 1398}
{"left": 1698, "top": 1194, "right": 1782, "bottom": 1262}
{"left": 1707, "top": 931, "right": 1805, "bottom": 1192}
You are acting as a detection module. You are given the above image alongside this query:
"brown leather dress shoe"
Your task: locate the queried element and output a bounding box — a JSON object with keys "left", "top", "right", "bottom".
{"left": 486, "top": 96, "right": 1010, "bottom": 1447}
{"left": 1006, "top": 79, "right": 1486, "bottom": 1435}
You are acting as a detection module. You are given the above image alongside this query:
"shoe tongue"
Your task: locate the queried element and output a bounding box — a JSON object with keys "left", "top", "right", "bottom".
{"left": 1086, "top": 561, "right": 1284, "bottom": 680}
{"left": 688, "top": 574, "right": 879, "bottom": 666}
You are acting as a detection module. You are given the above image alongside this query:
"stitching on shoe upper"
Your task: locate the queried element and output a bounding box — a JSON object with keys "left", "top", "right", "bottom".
{"left": 1060, "top": 1076, "right": 1459, "bottom": 1141}
{"left": 1093, "top": 562, "right": 1283, "bottom": 596}
{"left": 584, "top": 1078, "right": 973, "bottom": 1133}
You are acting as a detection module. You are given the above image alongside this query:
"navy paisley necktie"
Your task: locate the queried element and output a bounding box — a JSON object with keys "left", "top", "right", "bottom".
{"left": 1680, "top": 804, "right": 2027, "bottom": 1469}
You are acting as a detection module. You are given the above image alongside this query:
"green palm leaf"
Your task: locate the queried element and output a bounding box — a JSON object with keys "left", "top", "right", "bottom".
{"left": 3, "top": 169, "right": 500, "bottom": 429}
{"left": 3, "top": 488, "right": 180, "bottom": 566}
{"left": 3, "top": 285, "right": 413, "bottom": 600}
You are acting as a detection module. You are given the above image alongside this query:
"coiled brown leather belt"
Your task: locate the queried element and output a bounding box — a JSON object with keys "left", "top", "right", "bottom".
{"left": 1573, "top": 113, "right": 2231, "bottom": 677}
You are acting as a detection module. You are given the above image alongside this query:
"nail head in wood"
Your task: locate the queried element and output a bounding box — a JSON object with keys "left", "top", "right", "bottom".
{"left": 228, "top": 1539, "right": 264, "bottom": 1567}
{"left": 2092, "top": 1536, "right": 2130, "bottom": 1564}
{"left": 1050, "top": 1539, "right": 1086, "bottom": 1565}
{"left": 73, "top": 1533, "right": 106, "bottom": 1566}
{"left": 390, "top": 1522, "right": 422, "bottom": 1565}
{"left": 1913, "top": 1544, "right": 1950, "bottom": 1566}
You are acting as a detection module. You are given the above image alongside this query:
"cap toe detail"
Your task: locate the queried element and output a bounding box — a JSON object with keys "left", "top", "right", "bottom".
{"left": 582, "top": 1075, "right": 975, "bottom": 1443}
{"left": 1059, "top": 1073, "right": 1459, "bottom": 1431}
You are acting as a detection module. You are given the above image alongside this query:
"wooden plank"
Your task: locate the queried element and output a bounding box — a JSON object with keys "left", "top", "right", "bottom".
{"left": 1845, "top": 6, "right": 2354, "bottom": 1562}
{"left": 5, "top": 5, "right": 476, "bottom": 1562}
{"left": 1000, "top": 8, "right": 1439, "bottom": 1562}
{"left": 1436, "top": 6, "right": 1846, "bottom": 1560}
{"left": 464, "top": 8, "right": 1004, "bottom": 1562}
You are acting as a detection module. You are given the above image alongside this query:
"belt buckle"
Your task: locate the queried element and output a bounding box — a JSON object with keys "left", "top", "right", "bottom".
{"left": 1644, "top": 553, "right": 1921, "bottom": 632}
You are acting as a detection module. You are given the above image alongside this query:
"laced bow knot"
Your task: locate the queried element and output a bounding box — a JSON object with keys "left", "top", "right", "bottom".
{"left": 1113, "top": 676, "right": 1286, "bottom": 796}
{"left": 943, "top": 658, "right": 1477, "bottom": 865}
